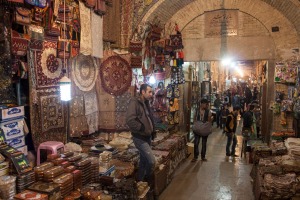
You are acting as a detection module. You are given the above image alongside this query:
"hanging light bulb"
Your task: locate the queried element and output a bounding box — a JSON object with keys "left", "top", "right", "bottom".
{"left": 149, "top": 74, "right": 156, "bottom": 84}
{"left": 59, "top": 69, "right": 71, "bottom": 101}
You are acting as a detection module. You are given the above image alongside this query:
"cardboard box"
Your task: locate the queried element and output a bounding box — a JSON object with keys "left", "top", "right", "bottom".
{"left": 6, "top": 136, "right": 25, "bottom": 149}
{"left": 0, "top": 106, "right": 24, "bottom": 122}
{"left": 0, "top": 119, "right": 24, "bottom": 140}
{"left": 17, "top": 145, "right": 28, "bottom": 156}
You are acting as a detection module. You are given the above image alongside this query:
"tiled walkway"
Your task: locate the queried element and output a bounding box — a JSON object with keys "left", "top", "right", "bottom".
{"left": 159, "top": 124, "right": 254, "bottom": 200}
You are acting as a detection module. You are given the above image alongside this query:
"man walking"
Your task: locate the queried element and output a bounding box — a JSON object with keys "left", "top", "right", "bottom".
{"left": 213, "top": 94, "right": 222, "bottom": 128}
{"left": 192, "top": 99, "right": 213, "bottom": 162}
{"left": 126, "top": 84, "right": 156, "bottom": 184}
{"left": 225, "top": 106, "right": 240, "bottom": 157}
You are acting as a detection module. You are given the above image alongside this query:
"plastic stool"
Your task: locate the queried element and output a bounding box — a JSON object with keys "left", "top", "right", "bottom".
{"left": 37, "top": 141, "right": 64, "bottom": 165}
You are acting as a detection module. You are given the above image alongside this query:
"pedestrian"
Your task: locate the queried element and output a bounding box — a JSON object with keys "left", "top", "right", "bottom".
{"left": 191, "top": 99, "right": 213, "bottom": 162}
{"left": 213, "top": 93, "right": 222, "bottom": 128}
{"left": 225, "top": 106, "right": 240, "bottom": 157}
{"left": 220, "top": 104, "right": 230, "bottom": 133}
{"left": 242, "top": 104, "right": 255, "bottom": 134}
{"left": 126, "top": 84, "right": 156, "bottom": 185}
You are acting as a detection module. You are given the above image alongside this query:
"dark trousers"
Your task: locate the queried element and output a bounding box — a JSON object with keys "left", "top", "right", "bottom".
{"left": 226, "top": 132, "right": 237, "bottom": 156}
{"left": 193, "top": 134, "right": 208, "bottom": 159}
{"left": 216, "top": 110, "right": 221, "bottom": 127}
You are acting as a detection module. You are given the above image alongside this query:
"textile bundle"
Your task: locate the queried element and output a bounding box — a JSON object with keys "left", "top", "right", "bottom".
{"left": 263, "top": 173, "right": 296, "bottom": 199}
{"left": 285, "top": 138, "right": 300, "bottom": 160}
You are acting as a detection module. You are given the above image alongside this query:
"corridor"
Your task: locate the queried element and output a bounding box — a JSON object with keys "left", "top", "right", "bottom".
{"left": 159, "top": 126, "right": 254, "bottom": 200}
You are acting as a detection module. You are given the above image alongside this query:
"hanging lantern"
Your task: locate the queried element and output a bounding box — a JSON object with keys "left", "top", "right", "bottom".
{"left": 59, "top": 75, "right": 71, "bottom": 101}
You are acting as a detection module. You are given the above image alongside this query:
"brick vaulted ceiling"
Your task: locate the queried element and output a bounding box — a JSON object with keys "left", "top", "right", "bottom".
{"left": 140, "top": 0, "right": 300, "bottom": 39}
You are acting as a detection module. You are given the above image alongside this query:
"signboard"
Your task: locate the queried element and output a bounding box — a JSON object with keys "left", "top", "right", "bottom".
{"left": 205, "top": 10, "right": 238, "bottom": 37}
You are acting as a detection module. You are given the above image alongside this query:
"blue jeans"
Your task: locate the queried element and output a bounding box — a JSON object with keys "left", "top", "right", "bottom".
{"left": 226, "top": 133, "right": 237, "bottom": 156}
{"left": 193, "top": 134, "right": 208, "bottom": 159}
{"left": 133, "top": 137, "right": 156, "bottom": 182}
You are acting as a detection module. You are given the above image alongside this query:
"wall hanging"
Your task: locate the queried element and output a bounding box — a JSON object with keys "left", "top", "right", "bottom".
{"left": 71, "top": 54, "right": 99, "bottom": 92}
{"left": 100, "top": 55, "right": 132, "bottom": 96}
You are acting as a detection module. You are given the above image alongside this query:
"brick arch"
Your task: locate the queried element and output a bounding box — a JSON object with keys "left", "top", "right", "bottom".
{"left": 141, "top": 0, "right": 300, "bottom": 35}
{"left": 140, "top": 0, "right": 299, "bottom": 60}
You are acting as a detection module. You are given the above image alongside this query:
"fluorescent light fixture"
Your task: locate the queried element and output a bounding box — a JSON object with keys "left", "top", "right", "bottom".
{"left": 59, "top": 75, "right": 71, "bottom": 101}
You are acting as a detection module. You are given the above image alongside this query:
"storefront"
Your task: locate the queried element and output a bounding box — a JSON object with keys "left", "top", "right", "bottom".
{"left": 0, "top": 0, "right": 300, "bottom": 199}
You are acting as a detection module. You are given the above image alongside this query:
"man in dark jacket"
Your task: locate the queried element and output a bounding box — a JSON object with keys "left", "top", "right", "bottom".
{"left": 213, "top": 94, "right": 222, "bottom": 128}
{"left": 126, "top": 84, "right": 156, "bottom": 184}
{"left": 242, "top": 104, "right": 255, "bottom": 133}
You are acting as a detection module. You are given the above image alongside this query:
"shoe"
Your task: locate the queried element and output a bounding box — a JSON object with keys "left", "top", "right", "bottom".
{"left": 231, "top": 154, "right": 238, "bottom": 157}
{"left": 226, "top": 154, "right": 230, "bottom": 156}
{"left": 201, "top": 158, "right": 207, "bottom": 161}
{"left": 191, "top": 158, "right": 198, "bottom": 162}
{"left": 137, "top": 181, "right": 150, "bottom": 198}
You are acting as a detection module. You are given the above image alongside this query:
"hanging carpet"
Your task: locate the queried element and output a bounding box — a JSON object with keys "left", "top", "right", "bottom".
{"left": 115, "top": 92, "right": 131, "bottom": 112}
{"left": 35, "top": 41, "right": 63, "bottom": 89}
{"left": 71, "top": 54, "right": 99, "bottom": 92}
{"left": 40, "top": 95, "right": 64, "bottom": 132}
{"left": 69, "top": 116, "right": 88, "bottom": 138}
{"left": 30, "top": 90, "right": 67, "bottom": 149}
{"left": 100, "top": 55, "right": 132, "bottom": 96}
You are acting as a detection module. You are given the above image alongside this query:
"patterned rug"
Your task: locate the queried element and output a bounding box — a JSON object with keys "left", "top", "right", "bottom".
{"left": 115, "top": 112, "right": 128, "bottom": 131}
{"left": 97, "top": 93, "right": 116, "bottom": 112}
{"left": 98, "top": 111, "right": 116, "bottom": 131}
{"left": 69, "top": 116, "right": 89, "bottom": 137}
{"left": 115, "top": 92, "right": 131, "bottom": 112}
{"left": 100, "top": 55, "right": 132, "bottom": 96}
{"left": 30, "top": 39, "right": 43, "bottom": 51}
{"left": 120, "top": 0, "right": 134, "bottom": 48}
{"left": 71, "top": 54, "right": 99, "bottom": 92}
{"left": 35, "top": 41, "right": 63, "bottom": 89}
{"left": 40, "top": 94, "right": 64, "bottom": 132}
{"left": 31, "top": 90, "right": 67, "bottom": 149}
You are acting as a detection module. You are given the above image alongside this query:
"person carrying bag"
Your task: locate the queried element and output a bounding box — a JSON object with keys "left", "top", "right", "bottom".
{"left": 191, "top": 99, "right": 213, "bottom": 162}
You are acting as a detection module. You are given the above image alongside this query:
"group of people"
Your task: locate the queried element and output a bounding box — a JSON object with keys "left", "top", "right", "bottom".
{"left": 191, "top": 94, "right": 261, "bottom": 162}
{"left": 125, "top": 83, "right": 260, "bottom": 192}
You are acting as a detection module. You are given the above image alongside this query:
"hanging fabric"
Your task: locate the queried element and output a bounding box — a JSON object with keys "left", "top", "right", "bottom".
{"left": 79, "top": 1, "right": 92, "bottom": 55}
{"left": 91, "top": 12, "right": 103, "bottom": 58}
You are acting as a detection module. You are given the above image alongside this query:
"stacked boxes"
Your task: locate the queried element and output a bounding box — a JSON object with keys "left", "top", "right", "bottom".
{"left": 0, "top": 106, "right": 27, "bottom": 155}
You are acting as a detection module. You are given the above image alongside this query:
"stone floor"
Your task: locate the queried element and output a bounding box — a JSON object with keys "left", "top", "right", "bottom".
{"left": 159, "top": 124, "right": 254, "bottom": 200}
